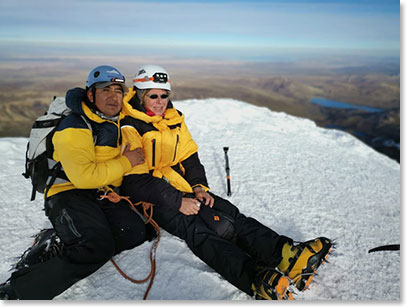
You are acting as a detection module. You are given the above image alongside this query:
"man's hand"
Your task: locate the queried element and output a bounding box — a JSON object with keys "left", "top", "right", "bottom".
{"left": 193, "top": 187, "right": 214, "bottom": 208}
{"left": 122, "top": 143, "right": 145, "bottom": 167}
{"left": 179, "top": 198, "right": 201, "bottom": 215}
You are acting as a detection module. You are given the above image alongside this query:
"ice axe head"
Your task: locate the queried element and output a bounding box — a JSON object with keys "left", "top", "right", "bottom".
{"left": 223, "top": 147, "right": 229, "bottom": 153}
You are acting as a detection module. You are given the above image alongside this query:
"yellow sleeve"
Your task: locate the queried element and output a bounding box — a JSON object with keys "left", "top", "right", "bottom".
{"left": 53, "top": 127, "right": 132, "bottom": 189}
{"left": 177, "top": 121, "right": 198, "bottom": 163}
{"left": 121, "top": 125, "right": 150, "bottom": 175}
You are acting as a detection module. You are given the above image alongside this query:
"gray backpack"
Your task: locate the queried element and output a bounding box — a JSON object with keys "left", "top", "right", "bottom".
{"left": 22, "top": 96, "right": 91, "bottom": 200}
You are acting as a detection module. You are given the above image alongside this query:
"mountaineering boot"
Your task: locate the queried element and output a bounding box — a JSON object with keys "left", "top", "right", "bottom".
{"left": 252, "top": 268, "right": 294, "bottom": 300}
{"left": 14, "top": 228, "right": 63, "bottom": 271}
{"left": 277, "top": 237, "right": 332, "bottom": 291}
{"left": 0, "top": 281, "right": 17, "bottom": 300}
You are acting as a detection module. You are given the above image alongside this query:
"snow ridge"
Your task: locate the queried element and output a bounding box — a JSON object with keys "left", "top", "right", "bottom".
{"left": 0, "top": 98, "right": 400, "bottom": 300}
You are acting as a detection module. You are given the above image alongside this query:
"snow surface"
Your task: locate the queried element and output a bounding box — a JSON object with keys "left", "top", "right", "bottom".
{"left": 0, "top": 98, "right": 400, "bottom": 302}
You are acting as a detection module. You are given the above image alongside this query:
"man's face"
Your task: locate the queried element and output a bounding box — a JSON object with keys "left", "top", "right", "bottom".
{"left": 87, "top": 84, "right": 124, "bottom": 117}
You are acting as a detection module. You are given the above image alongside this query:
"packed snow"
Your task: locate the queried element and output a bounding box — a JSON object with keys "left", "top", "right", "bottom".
{"left": 0, "top": 98, "right": 400, "bottom": 301}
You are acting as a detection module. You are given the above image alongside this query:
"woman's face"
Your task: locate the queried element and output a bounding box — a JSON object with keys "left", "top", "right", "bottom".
{"left": 143, "top": 89, "right": 169, "bottom": 116}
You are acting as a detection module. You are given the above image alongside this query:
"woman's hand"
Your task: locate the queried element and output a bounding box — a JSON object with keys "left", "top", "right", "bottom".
{"left": 179, "top": 198, "right": 201, "bottom": 215}
{"left": 193, "top": 187, "right": 214, "bottom": 208}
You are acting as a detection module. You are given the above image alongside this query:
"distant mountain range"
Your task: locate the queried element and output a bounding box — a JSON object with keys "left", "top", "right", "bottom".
{"left": 0, "top": 58, "right": 400, "bottom": 161}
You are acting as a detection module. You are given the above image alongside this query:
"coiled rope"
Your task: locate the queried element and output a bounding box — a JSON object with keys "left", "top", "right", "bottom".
{"left": 100, "top": 191, "right": 161, "bottom": 300}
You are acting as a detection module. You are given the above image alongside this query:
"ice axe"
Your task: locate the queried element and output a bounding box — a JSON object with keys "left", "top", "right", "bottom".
{"left": 368, "top": 244, "right": 400, "bottom": 253}
{"left": 223, "top": 147, "right": 231, "bottom": 196}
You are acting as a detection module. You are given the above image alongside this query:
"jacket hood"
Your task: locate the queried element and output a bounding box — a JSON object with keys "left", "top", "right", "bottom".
{"left": 65, "top": 87, "right": 87, "bottom": 115}
{"left": 123, "top": 88, "right": 177, "bottom": 123}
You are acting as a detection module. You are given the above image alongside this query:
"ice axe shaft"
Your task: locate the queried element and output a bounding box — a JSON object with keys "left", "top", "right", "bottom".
{"left": 223, "top": 147, "right": 231, "bottom": 196}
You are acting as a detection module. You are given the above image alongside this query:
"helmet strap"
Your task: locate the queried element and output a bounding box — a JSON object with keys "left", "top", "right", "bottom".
{"left": 91, "top": 86, "right": 97, "bottom": 104}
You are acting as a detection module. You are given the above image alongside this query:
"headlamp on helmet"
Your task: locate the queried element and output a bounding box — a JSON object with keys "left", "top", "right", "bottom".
{"left": 133, "top": 64, "right": 171, "bottom": 91}
{"left": 86, "top": 65, "right": 128, "bottom": 92}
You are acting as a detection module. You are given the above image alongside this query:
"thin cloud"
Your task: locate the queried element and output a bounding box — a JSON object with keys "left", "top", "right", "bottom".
{"left": 0, "top": 0, "right": 400, "bottom": 59}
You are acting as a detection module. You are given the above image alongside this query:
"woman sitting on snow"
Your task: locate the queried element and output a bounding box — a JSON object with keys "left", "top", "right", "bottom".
{"left": 118, "top": 64, "right": 333, "bottom": 300}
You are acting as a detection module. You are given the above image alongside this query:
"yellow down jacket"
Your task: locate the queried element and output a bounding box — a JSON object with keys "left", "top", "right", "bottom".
{"left": 47, "top": 88, "right": 132, "bottom": 197}
{"left": 121, "top": 88, "right": 208, "bottom": 194}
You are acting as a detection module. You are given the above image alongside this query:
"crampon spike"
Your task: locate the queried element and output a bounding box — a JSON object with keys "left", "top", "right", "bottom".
{"left": 303, "top": 276, "right": 313, "bottom": 290}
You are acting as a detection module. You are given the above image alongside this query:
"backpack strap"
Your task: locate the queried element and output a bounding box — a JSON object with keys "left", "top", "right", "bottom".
{"left": 22, "top": 142, "right": 30, "bottom": 180}
{"left": 80, "top": 114, "right": 96, "bottom": 143}
{"left": 44, "top": 162, "right": 62, "bottom": 200}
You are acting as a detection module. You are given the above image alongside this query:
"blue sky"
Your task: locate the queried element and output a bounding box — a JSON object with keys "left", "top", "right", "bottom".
{"left": 0, "top": 0, "right": 400, "bottom": 61}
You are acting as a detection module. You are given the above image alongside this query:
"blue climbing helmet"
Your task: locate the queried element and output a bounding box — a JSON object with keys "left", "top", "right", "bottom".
{"left": 86, "top": 65, "right": 128, "bottom": 92}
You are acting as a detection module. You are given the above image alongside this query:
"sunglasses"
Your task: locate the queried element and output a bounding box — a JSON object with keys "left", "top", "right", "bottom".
{"left": 147, "top": 94, "right": 169, "bottom": 100}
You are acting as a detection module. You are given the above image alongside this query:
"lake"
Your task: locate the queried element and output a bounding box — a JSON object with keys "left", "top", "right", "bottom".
{"left": 310, "top": 97, "right": 383, "bottom": 113}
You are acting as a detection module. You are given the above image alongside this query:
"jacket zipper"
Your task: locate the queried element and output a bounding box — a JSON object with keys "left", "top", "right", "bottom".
{"left": 152, "top": 139, "right": 156, "bottom": 167}
{"left": 173, "top": 134, "right": 179, "bottom": 162}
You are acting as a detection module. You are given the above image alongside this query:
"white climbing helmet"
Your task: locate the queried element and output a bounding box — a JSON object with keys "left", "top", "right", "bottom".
{"left": 133, "top": 64, "right": 171, "bottom": 91}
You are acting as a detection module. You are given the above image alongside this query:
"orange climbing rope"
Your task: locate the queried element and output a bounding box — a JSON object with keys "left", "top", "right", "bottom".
{"left": 100, "top": 191, "right": 161, "bottom": 300}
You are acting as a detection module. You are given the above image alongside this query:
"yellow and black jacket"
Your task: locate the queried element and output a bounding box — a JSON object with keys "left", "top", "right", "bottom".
{"left": 120, "top": 88, "right": 209, "bottom": 210}
{"left": 47, "top": 88, "right": 132, "bottom": 197}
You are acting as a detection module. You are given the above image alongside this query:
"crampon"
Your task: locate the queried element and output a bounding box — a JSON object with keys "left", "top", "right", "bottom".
{"left": 13, "top": 228, "right": 63, "bottom": 271}
{"left": 279, "top": 237, "right": 335, "bottom": 292}
{"left": 252, "top": 268, "right": 294, "bottom": 300}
